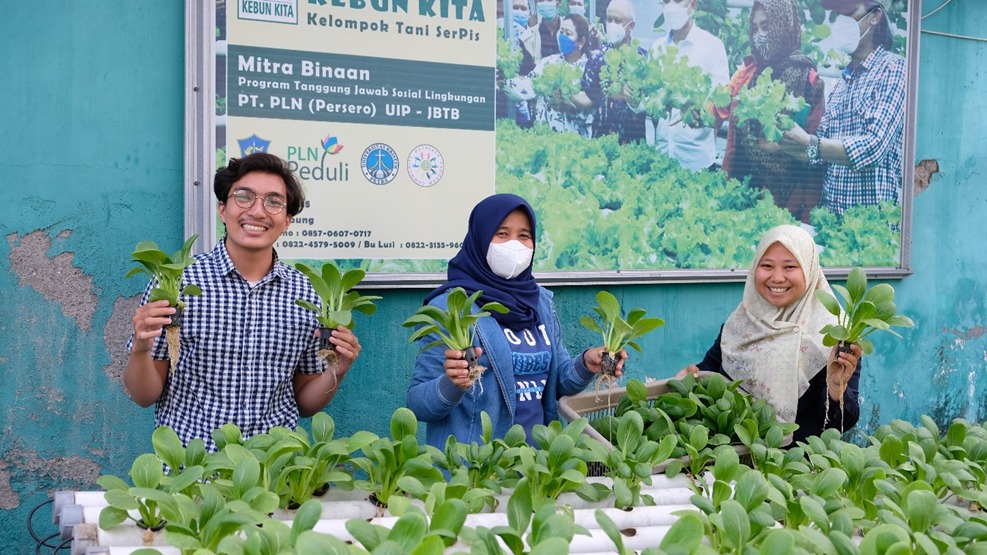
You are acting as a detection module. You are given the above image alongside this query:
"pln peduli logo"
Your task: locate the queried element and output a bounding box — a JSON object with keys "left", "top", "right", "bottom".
{"left": 322, "top": 134, "right": 343, "bottom": 155}
{"left": 237, "top": 135, "right": 271, "bottom": 156}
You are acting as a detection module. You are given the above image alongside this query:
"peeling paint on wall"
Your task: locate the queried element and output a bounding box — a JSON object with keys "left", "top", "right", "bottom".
{"left": 104, "top": 295, "right": 141, "bottom": 385}
{"left": 914, "top": 159, "right": 940, "bottom": 195}
{"left": 0, "top": 463, "right": 16, "bottom": 510}
{"left": 0, "top": 447, "right": 102, "bottom": 510}
{"left": 6, "top": 230, "right": 97, "bottom": 331}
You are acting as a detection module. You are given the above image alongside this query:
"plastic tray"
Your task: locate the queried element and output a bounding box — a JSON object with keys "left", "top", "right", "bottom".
{"left": 559, "top": 373, "right": 789, "bottom": 474}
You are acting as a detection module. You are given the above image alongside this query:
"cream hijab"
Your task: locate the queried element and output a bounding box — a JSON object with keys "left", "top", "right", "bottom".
{"left": 720, "top": 225, "right": 837, "bottom": 423}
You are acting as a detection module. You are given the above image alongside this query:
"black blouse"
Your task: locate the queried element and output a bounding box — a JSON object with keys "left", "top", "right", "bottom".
{"left": 695, "top": 327, "right": 862, "bottom": 444}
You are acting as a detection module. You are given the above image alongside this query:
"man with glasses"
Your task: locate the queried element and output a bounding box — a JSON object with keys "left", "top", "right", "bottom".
{"left": 124, "top": 152, "right": 362, "bottom": 451}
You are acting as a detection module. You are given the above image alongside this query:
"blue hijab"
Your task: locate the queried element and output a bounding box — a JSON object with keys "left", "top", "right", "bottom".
{"left": 424, "top": 194, "right": 541, "bottom": 328}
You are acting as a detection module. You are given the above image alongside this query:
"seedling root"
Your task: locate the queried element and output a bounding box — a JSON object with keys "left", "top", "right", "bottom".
{"left": 594, "top": 351, "right": 619, "bottom": 399}
{"left": 318, "top": 348, "right": 340, "bottom": 392}
{"left": 165, "top": 326, "right": 180, "bottom": 375}
{"left": 824, "top": 341, "right": 850, "bottom": 431}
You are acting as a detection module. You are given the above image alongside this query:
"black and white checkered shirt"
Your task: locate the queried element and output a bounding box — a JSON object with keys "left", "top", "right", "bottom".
{"left": 128, "top": 239, "right": 323, "bottom": 451}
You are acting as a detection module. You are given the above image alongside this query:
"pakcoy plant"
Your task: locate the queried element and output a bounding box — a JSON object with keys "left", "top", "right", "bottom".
{"left": 350, "top": 407, "right": 446, "bottom": 512}
{"left": 346, "top": 500, "right": 469, "bottom": 554}
{"left": 221, "top": 499, "right": 351, "bottom": 555}
{"left": 816, "top": 267, "right": 914, "bottom": 425}
{"left": 515, "top": 419, "right": 610, "bottom": 509}
{"left": 125, "top": 234, "right": 203, "bottom": 374}
{"left": 582, "top": 405, "right": 678, "bottom": 509}
{"left": 403, "top": 287, "right": 508, "bottom": 390}
{"left": 161, "top": 483, "right": 266, "bottom": 554}
{"left": 294, "top": 262, "right": 381, "bottom": 369}
{"left": 432, "top": 413, "right": 527, "bottom": 504}
{"left": 276, "top": 412, "right": 375, "bottom": 509}
{"left": 97, "top": 452, "right": 183, "bottom": 532}
{"left": 463, "top": 480, "right": 590, "bottom": 555}
{"left": 579, "top": 290, "right": 664, "bottom": 388}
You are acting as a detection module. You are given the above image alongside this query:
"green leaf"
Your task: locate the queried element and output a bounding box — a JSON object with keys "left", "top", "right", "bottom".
{"left": 659, "top": 513, "right": 705, "bottom": 552}
{"left": 130, "top": 454, "right": 164, "bottom": 489}
{"left": 845, "top": 267, "right": 868, "bottom": 306}
{"left": 816, "top": 290, "right": 843, "bottom": 317}
{"left": 98, "top": 506, "right": 130, "bottom": 530}
{"left": 719, "top": 500, "right": 751, "bottom": 549}
{"left": 812, "top": 468, "right": 847, "bottom": 498}
{"left": 904, "top": 488, "right": 937, "bottom": 533}
{"left": 507, "top": 479, "right": 533, "bottom": 534}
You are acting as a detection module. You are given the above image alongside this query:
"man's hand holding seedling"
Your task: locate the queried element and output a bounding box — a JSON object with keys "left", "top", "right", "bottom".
{"left": 294, "top": 325, "right": 362, "bottom": 416}
{"left": 317, "top": 325, "right": 362, "bottom": 375}
{"left": 130, "top": 299, "right": 177, "bottom": 353}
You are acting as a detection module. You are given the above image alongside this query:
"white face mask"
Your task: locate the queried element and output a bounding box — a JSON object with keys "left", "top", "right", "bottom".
{"left": 537, "top": 0, "right": 558, "bottom": 21}
{"left": 486, "top": 240, "right": 534, "bottom": 280}
{"left": 662, "top": 2, "right": 692, "bottom": 31}
{"left": 605, "top": 21, "right": 628, "bottom": 44}
{"left": 826, "top": 12, "right": 873, "bottom": 55}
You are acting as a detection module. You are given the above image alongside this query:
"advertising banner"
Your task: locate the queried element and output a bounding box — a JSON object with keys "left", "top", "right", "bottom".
{"left": 211, "top": 0, "right": 918, "bottom": 282}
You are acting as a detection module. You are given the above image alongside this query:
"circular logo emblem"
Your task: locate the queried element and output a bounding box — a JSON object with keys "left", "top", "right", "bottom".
{"left": 360, "top": 143, "right": 399, "bottom": 185}
{"left": 407, "top": 144, "right": 444, "bottom": 188}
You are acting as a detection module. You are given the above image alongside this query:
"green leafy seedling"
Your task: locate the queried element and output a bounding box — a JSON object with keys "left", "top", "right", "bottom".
{"left": 126, "top": 234, "right": 203, "bottom": 374}
{"left": 580, "top": 290, "right": 665, "bottom": 387}
{"left": 815, "top": 267, "right": 914, "bottom": 426}
{"left": 294, "top": 262, "right": 381, "bottom": 368}
{"left": 733, "top": 67, "right": 809, "bottom": 143}
{"left": 403, "top": 287, "right": 508, "bottom": 389}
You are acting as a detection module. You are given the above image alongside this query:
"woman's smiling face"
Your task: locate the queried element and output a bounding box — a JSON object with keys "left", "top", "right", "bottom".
{"left": 754, "top": 241, "right": 807, "bottom": 308}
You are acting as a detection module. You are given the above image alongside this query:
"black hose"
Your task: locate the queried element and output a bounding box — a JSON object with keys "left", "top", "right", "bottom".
{"left": 27, "top": 497, "right": 54, "bottom": 543}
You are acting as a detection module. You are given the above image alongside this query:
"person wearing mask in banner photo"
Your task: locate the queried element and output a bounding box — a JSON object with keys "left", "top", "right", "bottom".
{"left": 504, "top": 14, "right": 597, "bottom": 137}
{"left": 647, "top": 0, "right": 730, "bottom": 172}
{"left": 778, "top": 0, "right": 905, "bottom": 217}
{"left": 406, "top": 194, "right": 626, "bottom": 448}
{"left": 572, "top": 0, "right": 649, "bottom": 143}
{"left": 519, "top": 0, "right": 563, "bottom": 67}
{"left": 676, "top": 225, "right": 862, "bottom": 443}
{"left": 713, "top": 0, "right": 827, "bottom": 224}
{"left": 124, "top": 152, "right": 362, "bottom": 452}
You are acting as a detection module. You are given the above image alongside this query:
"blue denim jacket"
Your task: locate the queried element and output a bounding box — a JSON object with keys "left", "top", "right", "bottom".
{"left": 406, "top": 286, "right": 594, "bottom": 449}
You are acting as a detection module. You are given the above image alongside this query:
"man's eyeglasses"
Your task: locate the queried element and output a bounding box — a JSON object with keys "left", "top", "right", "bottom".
{"left": 228, "top": 189, "right": 287, "bottom": 215}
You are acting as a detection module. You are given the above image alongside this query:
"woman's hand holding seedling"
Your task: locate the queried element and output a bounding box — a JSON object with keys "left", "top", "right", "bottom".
{"left": 582, "top": 347, "right": 627, "bottom": 378}
{"left": 826, "top": 342, "right": 861, "bottom": 400}
{"left": 444, "top": 347, "right": 484, "bottom": 390}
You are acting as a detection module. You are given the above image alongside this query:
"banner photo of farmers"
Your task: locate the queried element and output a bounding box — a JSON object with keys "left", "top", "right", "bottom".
{"left": 214, "top": 0, "right": 912, "bottom": 277}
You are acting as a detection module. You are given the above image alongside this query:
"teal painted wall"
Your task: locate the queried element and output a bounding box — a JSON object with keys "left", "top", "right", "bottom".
{"left": 1, "top": 1, "right": 984, "bottom": 550}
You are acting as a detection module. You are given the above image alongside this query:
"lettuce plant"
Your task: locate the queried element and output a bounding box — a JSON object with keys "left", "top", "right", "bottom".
{"left": 732, "top": 67, "right": 809, "bottom": 142}
{"left": 126, "top": 234, "right": 203, "bottom": 373}
{"left": 403, "top": 287, "right": 508, "bottom": 389}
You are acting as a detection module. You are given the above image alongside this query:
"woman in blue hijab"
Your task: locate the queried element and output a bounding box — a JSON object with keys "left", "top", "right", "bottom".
{"left": 407, "top": 193, "right": 623, "bottom": 447}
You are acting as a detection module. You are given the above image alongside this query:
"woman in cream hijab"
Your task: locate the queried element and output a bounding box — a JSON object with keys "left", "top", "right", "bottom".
{"left": 679, "top": 225, "right": 862, "bottom": 442}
